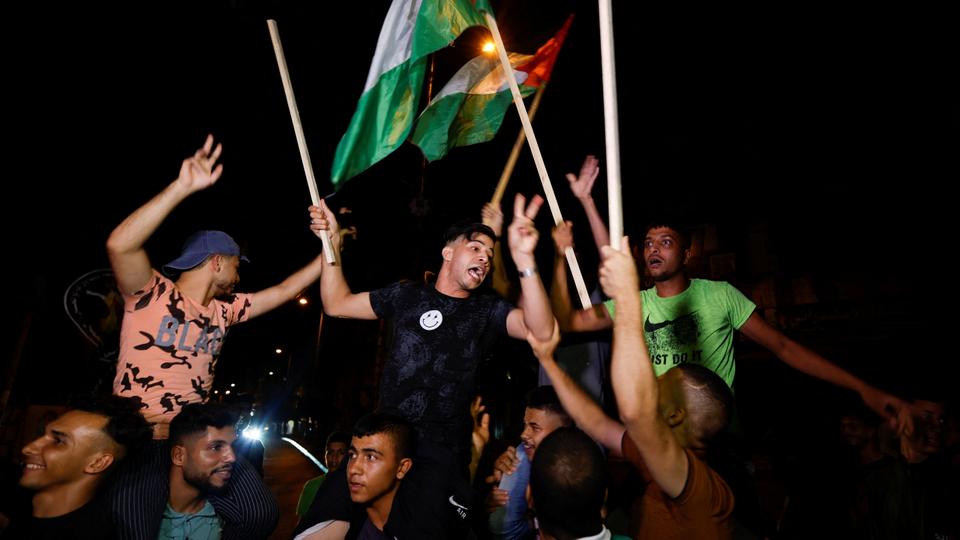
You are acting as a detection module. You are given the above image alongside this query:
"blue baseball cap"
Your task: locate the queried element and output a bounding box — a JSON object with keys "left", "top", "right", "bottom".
{"left": 162, "top": 230, "right": 250, "bottom": 275}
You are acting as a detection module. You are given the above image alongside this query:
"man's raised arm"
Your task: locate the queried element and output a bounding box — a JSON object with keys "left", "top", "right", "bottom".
{"left": 601, "top": 238, "right": 689, "bottom": 498}
{"left": 505, "top": 194, "right": 553, "bottom": 341}
{"left": 310, "top": 200, "right": 375, "bottom": 320}
{"left": 246, "top": 210, "right": 326, "bottom": 320}
{"left": 526, "top": 321, "right": 625, "bottom": 455}
{"left": 107, "top": 135, "right": 223, "bottom": 294}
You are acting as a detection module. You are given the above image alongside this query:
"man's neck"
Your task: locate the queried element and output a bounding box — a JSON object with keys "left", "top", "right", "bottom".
{"left": 175, "top": 274, "right": 215, "bottom": 306}
{"left": 32, "top": 482, "right": 97, "bottom": 518}
{"left": 434, "top": 268, "right": 471, "bottom": 299}
{"left": 672, "top": 423, "right": 706, "bottom": 459}
{"left": 653, "top": 274, "right": 691, "bottom": 298}
{"left": 168, "top": 469, "right": 207, "bottom": 514}
{"left": 366, "top": 488, "right": 398, "bottom": 531}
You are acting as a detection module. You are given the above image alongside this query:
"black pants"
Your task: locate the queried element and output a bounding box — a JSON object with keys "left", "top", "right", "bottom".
{"left": 105, "top": 440, "right": 279, "bottom": 540}
{"left": 296, "top": 440, "right": 474, "bottom": 539}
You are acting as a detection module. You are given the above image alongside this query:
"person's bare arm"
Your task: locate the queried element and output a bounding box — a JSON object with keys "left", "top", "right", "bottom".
{"left": 526, "top": 321, "right": 625, "bottom": 455}
{"left": 549, "top": 220, "right": 613, "bottom": 333}
{"left": 246, "top": 247, "right": 324, "bottom": 321}
{"left": 107, "top": 135, "right": 223, "bottom": 294}
{"left": 482, "top": 202, "right": 514, "bottom": 300}
{"left": 566, "top": 155, "right": 609, "bottom": 252}
{"left": 505, "top": 194, "right": 553, "bottom": 341}
{"left": 740, "top": 313, "right": 913, "bottom": 435}
{"left": 550, "top": 222, "right": 576, "bottom": 329}
{"left": 310, "top": 201, "right": 375, "bottom": 319}
{"left": 601, "top": 238, "right": 688, "bottom": 497}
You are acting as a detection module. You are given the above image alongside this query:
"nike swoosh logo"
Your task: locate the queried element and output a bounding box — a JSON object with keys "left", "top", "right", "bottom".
{"left": 644, "top": 311, "right": 698, "bottom": 333}
{"left": 448, "top": 496, "right": 468, "bottom": 510}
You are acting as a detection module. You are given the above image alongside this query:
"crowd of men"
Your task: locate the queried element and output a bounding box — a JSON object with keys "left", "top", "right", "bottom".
{"left": 1, "top": 139, "right": 955, "bottom": 540}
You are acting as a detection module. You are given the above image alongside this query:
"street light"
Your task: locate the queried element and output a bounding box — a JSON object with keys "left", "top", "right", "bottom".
{"left": 298, "top": 297, "right": 309, "bottom": 306}
{"left": 275, "top": 348, "right": 283, "bottom": 355}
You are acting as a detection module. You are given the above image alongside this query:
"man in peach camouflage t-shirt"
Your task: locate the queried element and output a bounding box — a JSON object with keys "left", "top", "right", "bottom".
{"left": 108, "top": 135, "right": 325, "bottom": 438}
{"left": 104, "top": 134, "right": 325, "bottom": 538}
{"left": 114, "top": 262, "right": 251, "bottom": 439}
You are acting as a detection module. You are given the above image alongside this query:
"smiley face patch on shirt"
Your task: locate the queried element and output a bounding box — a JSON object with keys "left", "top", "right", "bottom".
{"left": 419, "top": 309, "right": 443, "bottom": 331}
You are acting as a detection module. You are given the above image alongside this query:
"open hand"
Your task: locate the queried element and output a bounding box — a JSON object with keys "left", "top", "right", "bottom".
{"left": 566, "top": 155, "right": 599, "bottom": 201}
{"left": 175, "top": 134, "right": 223, "bottom": 193}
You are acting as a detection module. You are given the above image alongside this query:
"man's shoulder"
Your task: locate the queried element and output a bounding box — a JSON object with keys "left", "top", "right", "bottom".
{"left": 375, "top": 279, "right": 420, "bottom": 295}
{"left": 211, "top": 291, "right": 252, "bottom": 307}
{"left": 689, "top": 278, "right": 728, "bottom": 290}
{"left": 126, "top": 270, "right": 174, "bottom": 297}
{"left": 676, "top": 447, "right": 734, "bottom": 506}
{"left": 688, "top": 279, "right": 744, "bottom": 301}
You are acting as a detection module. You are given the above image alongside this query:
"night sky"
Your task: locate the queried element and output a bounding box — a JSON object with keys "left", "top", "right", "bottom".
{"left": 5, "top": 2, "right": 954, "bottom": 411}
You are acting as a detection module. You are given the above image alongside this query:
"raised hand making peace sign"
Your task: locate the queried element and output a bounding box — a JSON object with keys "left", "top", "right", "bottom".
{"left": 507, "top": 193, "right": 545, "bottom": 269}
{"left": 174, "top": 134, "right": 224, "bottom": 194}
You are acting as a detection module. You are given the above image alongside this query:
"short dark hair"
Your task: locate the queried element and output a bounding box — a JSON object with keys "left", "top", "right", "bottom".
{"left": 643, "top": 219, "right": 690, "bottom": 250}
{"left": 526, "top": 386, "right": 573, "bottom": 427}
{"left": 530, "top": 427, "right": 606, "bottom": 540}
{"left": 70, "top": 395, "right": 152, "bottom": 458}
{"left": 169, "top": 403, "right": 238, "bottom": 446}
{"left": 325, "top": 430, "right": 351, "bottom": 448}
{"left": 675, "top": 363, "right": 734, "bottom": 440}
{"left": 353, "top": 413, "right": 415, "bottom": 460}
{"left": 443, "top": 221, "right": 497, "bottom": 245}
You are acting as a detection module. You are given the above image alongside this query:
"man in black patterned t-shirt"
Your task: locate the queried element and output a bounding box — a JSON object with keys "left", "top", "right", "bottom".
{"left": 297, "top": 194, "right": 555, "bottom": 539}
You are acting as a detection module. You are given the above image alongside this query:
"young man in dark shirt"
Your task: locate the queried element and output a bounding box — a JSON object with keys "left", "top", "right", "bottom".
{"left": 296, "top": 414, "right": 415, "bottom": 540}
{"left": 7, "top": 396, "right": 151, "bottom": 539}
{"left": 302, "top": 195, "right": 554, "bottom": 537}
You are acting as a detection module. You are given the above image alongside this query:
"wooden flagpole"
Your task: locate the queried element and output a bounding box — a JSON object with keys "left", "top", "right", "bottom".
{"left": 490, "top": 83, "right": 546, "bottom": 206}
{"left": 267, "top": 20, "right": 337, "bottom": 264}
{"left": 484, "top": 13, "right": 592, "bottom": 309}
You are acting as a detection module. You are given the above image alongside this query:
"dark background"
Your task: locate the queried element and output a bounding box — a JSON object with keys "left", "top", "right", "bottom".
{"left": 3, "top": 2, "right": 955, "bottom": 442}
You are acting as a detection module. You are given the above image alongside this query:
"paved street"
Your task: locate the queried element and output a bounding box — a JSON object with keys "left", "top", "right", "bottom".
{"left": 262, "top": 437, "right": 324, "bottom": 540}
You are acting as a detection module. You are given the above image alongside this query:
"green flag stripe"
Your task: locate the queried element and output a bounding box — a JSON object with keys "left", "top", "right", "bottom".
{"left": 331, "top": 59, "right": 426, "bottom": 184}
{"left": 331, "top": 0, "right": 492, "bottom": 187}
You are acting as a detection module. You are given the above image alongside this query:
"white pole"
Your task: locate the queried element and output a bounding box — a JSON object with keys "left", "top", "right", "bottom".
{"left": 267, "top": 20, "right": 337, "bottom": 264}
{"left": 485, "top": 13, "right": 592, "bottom": 309}
{"left": 597, "top": 0, "right": 623, "bottom": 249}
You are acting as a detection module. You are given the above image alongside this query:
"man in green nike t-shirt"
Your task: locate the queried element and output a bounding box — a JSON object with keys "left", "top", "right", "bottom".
{"left": 553, "top": 215, "right": 912, "bottom": 432}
